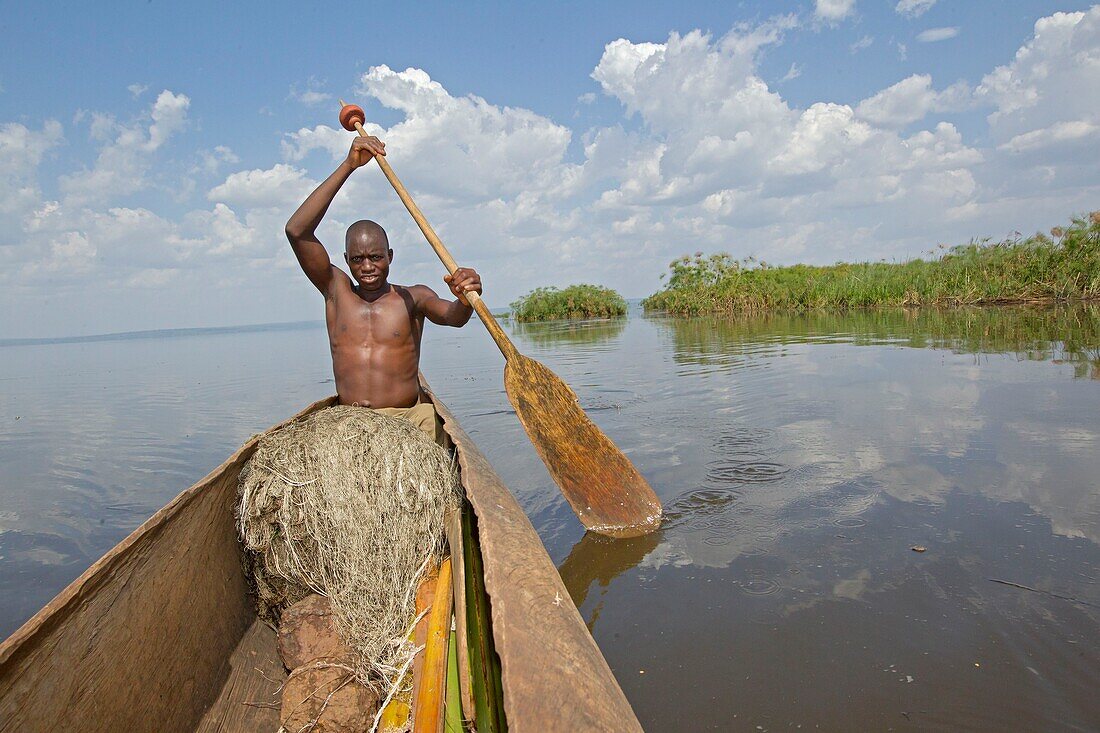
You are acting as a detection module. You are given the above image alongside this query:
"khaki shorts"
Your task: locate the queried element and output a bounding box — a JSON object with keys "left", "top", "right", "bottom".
{"left": 372, "top": 399, "right": 450, "bottom": 450}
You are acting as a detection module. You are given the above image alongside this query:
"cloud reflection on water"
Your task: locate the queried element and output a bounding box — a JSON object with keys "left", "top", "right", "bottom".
{"left": 638, "top": 305, "right": 1100, "bottom": 577}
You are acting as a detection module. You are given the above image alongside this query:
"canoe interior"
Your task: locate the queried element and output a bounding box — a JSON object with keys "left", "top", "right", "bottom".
{"left": 0, "top": 397, "right": 336, "bottom": 733}
{"left": 193, "top": 620, "right": 283, "bottom": 731}
{"left": 0, "top": 386, "right": 642, "bottom": 733}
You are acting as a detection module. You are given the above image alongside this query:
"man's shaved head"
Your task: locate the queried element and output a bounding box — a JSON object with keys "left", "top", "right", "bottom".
{"left": 343, "top": 220, "right": 393, "bottom": 292}
{"left": 345, "top": 220, "right": 389, "bottom": 253}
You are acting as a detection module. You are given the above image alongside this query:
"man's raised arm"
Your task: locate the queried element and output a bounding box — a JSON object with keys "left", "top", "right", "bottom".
{"left": 284, "top": 136, "right": 386, "bottom": 294}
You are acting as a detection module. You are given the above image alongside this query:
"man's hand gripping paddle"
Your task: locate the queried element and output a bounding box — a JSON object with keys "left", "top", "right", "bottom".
{"left": 338, "top": 101, "right": 662, "bottom": 538}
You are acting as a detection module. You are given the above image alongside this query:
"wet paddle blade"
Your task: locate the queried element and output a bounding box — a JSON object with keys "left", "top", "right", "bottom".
{"left": 505, "top": 354, "right": 662, "bottom": 538}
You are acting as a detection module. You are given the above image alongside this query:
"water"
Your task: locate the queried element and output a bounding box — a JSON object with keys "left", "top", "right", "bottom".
{"left": 2, "top": 304, "right": 1098, "bottom": 730}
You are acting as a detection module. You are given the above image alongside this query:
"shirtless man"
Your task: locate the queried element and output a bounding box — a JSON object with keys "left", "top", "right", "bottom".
{"left": 285, "top": 135, "right": 482, "bottom": 440}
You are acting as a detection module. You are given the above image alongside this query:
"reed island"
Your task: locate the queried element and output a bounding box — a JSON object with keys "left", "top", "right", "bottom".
{"left": 510, "top": 284, "right": 628, "bottom": 322}
{"left": 643, "top": 212, "right": 1100, "bottom": 315}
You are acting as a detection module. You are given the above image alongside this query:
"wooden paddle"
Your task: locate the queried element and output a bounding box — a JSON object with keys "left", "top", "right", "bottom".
{"left": 338, "top": 101, "right": 662, "bottom": 538}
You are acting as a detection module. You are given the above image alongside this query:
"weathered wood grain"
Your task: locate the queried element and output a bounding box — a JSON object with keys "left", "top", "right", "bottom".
{"left": 505, "top": 354, "right": 662, "bottom": 538}
{"left": 193, "top": 620, "right": 283, "bottom": 732}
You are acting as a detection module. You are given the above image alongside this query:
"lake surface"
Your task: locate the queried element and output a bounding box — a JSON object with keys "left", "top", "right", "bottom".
{"left": 2, "top": 304, "right": 1098, "bottom": 730}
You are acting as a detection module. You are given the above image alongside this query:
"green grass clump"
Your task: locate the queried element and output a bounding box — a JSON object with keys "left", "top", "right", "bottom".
{"left": 643, "top": 212, "right": 1100, "bottom": 315}
{"left": 509, "top": 284, "right": 627, "bottom": 322}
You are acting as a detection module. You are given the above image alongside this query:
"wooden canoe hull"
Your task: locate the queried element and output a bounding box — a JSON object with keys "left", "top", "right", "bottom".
{"left": 0, "top": 386, "right": 642, "bottom": 732}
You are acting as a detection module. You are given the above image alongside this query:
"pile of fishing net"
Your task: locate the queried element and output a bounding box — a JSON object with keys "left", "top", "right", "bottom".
{"left": 237, "top": 405, "right": 460, "bottom": 691}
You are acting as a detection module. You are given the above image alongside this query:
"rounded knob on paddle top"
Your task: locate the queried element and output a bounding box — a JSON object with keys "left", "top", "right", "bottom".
{"left": 339, "top": 104, "right": 366, "bottom": 132}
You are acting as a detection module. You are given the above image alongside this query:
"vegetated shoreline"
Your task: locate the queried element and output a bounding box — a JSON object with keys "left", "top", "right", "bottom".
{"left": 643, "top": 213, "right": 1100, "bottom": 316}
{"left": 509, "top": 284, "right": 628, "bottom": 322}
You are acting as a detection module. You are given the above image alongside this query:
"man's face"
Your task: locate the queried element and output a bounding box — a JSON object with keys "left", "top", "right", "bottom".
{"left": 344, "top": 238, "right": 393, "bottom": 291}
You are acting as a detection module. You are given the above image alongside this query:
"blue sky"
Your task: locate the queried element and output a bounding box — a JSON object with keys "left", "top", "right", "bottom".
{"left": 2, "top": 1, "right": 1098, "bottom": 337}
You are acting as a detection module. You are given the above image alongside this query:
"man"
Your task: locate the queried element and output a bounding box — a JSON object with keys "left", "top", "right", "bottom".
{"left": 285, "top": 134, "right": 482, "bottom": 444}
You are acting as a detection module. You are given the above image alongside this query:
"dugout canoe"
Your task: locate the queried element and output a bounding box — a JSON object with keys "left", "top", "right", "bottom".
{"left": 0, "top": 382, "right": 643, "bottom": 732}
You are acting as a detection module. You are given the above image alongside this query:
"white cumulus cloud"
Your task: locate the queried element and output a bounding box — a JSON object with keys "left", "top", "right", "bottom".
{"left": 283, "top": 124, "right": 372, "bottom": 163}
{"left": 355, "top": 64, "right": 574, "bottom": 203}
{"left": 917, "top": 26, "right": 960, "bottom": 42}
{"left": 999, "top": 120, "right": 1099, "bottom": 153}
{"left": 0, "top": 120, "right": 63, "bottom": 230}
{"left": 849, "top": 35, "right": 874, "bottom": 53}
{"left": 288, "top": 77, "right": 332, "bottom": 106}
{"left": 781, "top": 62, "right": 802, "bottom": 82}
{"left": 896, "top": 0, "right": 937, "bottom": 18}
{"left": 208, "top": 164, "right": 315, "bottom": 210}
{"left": 976, "top": 8, "right": 1100, "bottom": 134}
{"left": 60, "top": 90, "right": 190, "bottom": 206}
{"left": 815, "top": 0, "right": 856, "bottom": 22}
{"left": 856, "top": 74, "right": 972, "bottom": 127}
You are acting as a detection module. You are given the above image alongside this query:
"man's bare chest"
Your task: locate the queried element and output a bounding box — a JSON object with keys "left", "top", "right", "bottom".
{"left": 328, "top": 288, "right": 419, "bottom": 347}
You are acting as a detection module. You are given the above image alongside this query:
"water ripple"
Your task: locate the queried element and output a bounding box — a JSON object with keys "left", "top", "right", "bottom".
{"left": 739, "top": 578, "right": 782, "bottom": 596}
{"left": 712, "top": 429, "right": 776, "bottom": 457}
{"left": 706, "top": 460, "right": 790, "bottom": 484}
{"left": 666, "top": 487, "right": 743, "bottom": 517}
{"left": 834, "top": 517, "right": 868, "bottom": 529}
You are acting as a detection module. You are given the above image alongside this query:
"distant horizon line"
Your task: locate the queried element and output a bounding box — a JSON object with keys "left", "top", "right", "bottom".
{"left": 0, "top": 319, "right": 326, "bottom": 348}
{"left": 0, "top": 300, "right": 531, "bottom": 347}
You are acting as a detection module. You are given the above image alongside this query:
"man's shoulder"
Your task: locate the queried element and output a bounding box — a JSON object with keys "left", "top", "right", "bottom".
{"left": 392, "top": 284, "right": 444, "bottom": 318}
{"left": 394, "top": 283, "right": 438, "bottom": 299}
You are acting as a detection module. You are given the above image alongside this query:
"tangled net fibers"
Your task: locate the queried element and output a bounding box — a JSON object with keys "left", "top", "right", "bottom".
{"left": 237, "top": 405, "right": 460, "bottom": 689}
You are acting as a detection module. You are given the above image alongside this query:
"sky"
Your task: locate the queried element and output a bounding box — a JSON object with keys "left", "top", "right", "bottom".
{"left": 2, "top": 0, "right": 1098, "bottom": 337}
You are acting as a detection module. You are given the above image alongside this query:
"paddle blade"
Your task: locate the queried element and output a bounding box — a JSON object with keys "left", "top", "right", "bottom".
{"left": 504, "top": 354, "right": 662, "bottom": 538}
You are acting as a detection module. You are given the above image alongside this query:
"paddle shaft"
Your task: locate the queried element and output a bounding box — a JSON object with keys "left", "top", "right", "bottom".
{"left": 350, "top": 120, "right": 518, "bottom": 362}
